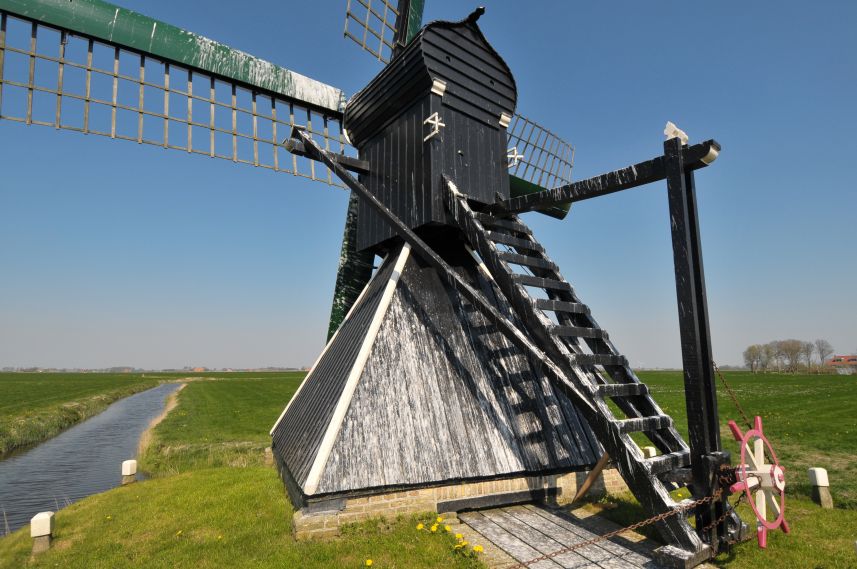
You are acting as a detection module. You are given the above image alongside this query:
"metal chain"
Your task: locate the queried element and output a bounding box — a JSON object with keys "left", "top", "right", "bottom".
{"left": 712, "top": 360, "right": 752, "bottom": 429}
{"left": 503, "top": 489, "right": 724, "bottom": 569}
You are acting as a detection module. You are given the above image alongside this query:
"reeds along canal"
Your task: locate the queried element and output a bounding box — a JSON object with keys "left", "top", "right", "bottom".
{"left": 0, "top": 383, "right": 182, "bottom": 534}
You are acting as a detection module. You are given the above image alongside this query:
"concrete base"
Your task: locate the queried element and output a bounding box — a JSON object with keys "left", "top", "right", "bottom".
{"left": 812, "top": 485, "right": 834, "bottom": 509}
{"left": 121, "top": 474, "right": 136, "bottom": 485}
{"left": 292, "top": 467, "right": 630, "bottom": 540}
{"left": 32, "top": 535, "right": 51, "bottom": 554}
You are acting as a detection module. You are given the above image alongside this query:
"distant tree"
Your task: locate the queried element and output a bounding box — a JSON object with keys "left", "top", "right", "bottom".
{"left": 768, "top": 341, "right": 785, "bottom": 372}
{"left": 760, "top": 343, "right": 775, "bottom": 373}
{"left": 779, "top": 339, "right": 803, "bottom": 373}
{"left": 815, "top": 339, "right": 834, "bottom": 368}
{"left": 743, "top": 344, "right": 763, "bottom": 373}
{"left": 800, "top": 341, "right": 814, "bottom": 372}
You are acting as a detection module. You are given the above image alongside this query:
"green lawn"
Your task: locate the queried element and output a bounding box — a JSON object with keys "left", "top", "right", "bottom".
{"left": 636, "top": 371, "right": 857, "bottom": 509}
{"left": 140, "top": 373, "right": 306, "bottom": 475}
{"left": 0, "top": 467, "right": 480, "bottom": 569}
{"left": 0, "top": 372, "right": 166, "bottom": 456}
{"left": 589, "top": 371, "right": 857, "bottom": 568}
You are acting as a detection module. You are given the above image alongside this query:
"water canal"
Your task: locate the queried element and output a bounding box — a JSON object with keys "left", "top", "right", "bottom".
{"left": 0, "top": 382, "right": 181, "bottom": 534}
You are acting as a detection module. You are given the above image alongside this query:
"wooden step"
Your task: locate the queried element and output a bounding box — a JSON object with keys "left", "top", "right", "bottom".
{"left": 498, "top": 252, "right": 558, "bottom": 271}
{"left": 486, "top": 231, "right": 544, "bottom": 253}
{"left": 511, "top": 274, "right": 572, "bottom": 291}
{"left": 534, "top": 299, "right": 590, "bottom": 315}
{"left": 568, "top": 354, "right": 628, "bottom": 367}
{"left": 614, "top": 415, "right": 673, "bottom": 434}
{"left": 646, "top": 450, "right": 691, "bottom": 476}
{"left": 474, "top": 213, "right": 531, "bottom": 234}
{"left": 598, "top": 382, "right": 649, "bottom": 397}
{"left": 549, "top": 325, "right": 608, "bottom": 340}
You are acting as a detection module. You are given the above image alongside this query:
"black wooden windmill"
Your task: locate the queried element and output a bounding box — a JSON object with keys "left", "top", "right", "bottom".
{"left": 0, "top": 0, "right": 791, "bottom": 565}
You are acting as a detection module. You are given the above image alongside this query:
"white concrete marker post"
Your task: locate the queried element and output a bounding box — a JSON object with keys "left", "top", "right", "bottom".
{"left": 30, "top": 511, "right": 54, "bottom": 554}
{"left": 122, "top": 459, "right": 137, "bottom": 485}
{"left": 808, "top": 467, "right": 833, "bottom": 509}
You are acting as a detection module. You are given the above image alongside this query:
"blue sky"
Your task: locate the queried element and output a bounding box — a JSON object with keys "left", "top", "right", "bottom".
{"left": 1, "top": 0, "right": 854, "bottom": 369}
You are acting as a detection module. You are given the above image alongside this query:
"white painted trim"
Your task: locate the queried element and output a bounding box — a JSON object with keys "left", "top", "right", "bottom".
{"left": 303, "top": 244, "right": 412, "bottom": 495}
{"left": 269, "top": 253, "right": 384, "bottom": 436}
{"left": 430, "top": 78, "right": 447, "bottom": 97}
{"left": 499, "top": 112, "right": 512, "bottom": 128}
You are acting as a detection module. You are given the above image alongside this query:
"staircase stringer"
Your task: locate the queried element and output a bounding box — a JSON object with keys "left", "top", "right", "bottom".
{"left": 495, "top": 221, "right": 687, "bottom": 458}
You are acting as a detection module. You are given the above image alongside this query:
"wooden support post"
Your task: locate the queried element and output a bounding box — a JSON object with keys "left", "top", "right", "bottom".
{"left": 121, "top": 459, "right": 137, "bottom": 485}
{"left": 30, "top": 511, "right": 54, "bottom": 554}
{"left": 808, "top": 467, "right": 833, "bottom": 508}
{"left": 664, "top": 136, "right": 725, "bottom": 550}
{"left": 571, "top": 453, "right": 610, "bottom": 504}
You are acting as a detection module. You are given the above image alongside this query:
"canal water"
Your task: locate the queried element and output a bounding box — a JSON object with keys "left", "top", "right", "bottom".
{"left": 0, "top": 382, "right": 181, "bottom": 534}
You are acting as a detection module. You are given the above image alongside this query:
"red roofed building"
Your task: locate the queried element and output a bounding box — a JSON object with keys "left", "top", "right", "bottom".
{"left": 828, "top": 355, "right": 857, "bottom": 375}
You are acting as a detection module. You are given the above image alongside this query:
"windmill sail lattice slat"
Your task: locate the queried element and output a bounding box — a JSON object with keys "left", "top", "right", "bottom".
{"left": 507, "top": 113, "right": 575, "bottom": 190}
{"left": 0, "top": 9, "right": 350, "bottom": 186}
{"left": 344, "top": 0, "right": 400, "bottom": 64}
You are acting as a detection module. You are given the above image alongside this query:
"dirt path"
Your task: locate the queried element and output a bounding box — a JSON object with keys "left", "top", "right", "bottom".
{"left": 137, "top": 383, "right": 186, "bottom": 456}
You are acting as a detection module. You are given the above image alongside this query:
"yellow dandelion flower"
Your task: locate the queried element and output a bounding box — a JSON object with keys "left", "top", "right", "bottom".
{"left": 365, "top": 560, "right": 373, "bottom": 567}
{"left": 460, "top": 541, "right": 468, "bottom": 547}
{"left": 416, "top": 522, "right": 424, "bottom": 530}
{"left": 105, "top": 515, "right": 112, "bottom": 520}
{"left": 430, "top": 524, "right": 438, "bottom": 533}
{"left": 454, "top": 543, "right": 464, "bottom": 550}
{"left": 455, "top": 533, "right": 463, "bottom": 540}
{"left": 217, "top": 535, "right": 223, "bottom": 540}
{"left": 444, "top": 524, "right": 451, "bottom": 532}
{"left": 473, "top": 545, "right": 484, "bottom": 553}
{"left": 436, "top": 516, "right": 443, "bottom": 523}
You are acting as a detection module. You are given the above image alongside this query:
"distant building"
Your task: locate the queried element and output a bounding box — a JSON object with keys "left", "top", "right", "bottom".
{"left": 192, "top": 367, "right": 207, "bottom": 373}
{"left": 827, "top": 355, "right": 857, "bottom": 375}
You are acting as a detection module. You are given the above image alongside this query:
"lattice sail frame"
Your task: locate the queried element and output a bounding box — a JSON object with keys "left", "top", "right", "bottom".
{"left": 507, "top": 113, "right": 575, "bottom": 189}
{"left": 344, "top": 0, "right": 400, "bottom": 64}
{"left": 0, "top": 11, "right": 350, "bottom": 186}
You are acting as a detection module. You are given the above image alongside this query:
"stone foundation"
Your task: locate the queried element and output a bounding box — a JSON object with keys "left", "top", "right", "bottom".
{"left": 293, "top": 468, "right": 630, "bottom": 540}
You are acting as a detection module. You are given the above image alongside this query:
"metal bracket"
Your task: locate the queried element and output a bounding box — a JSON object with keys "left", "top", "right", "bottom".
{"left": 423, "top": 112, "right": 445, "bottom": 142}
{"left": 507, "top": 146, "right": 524, "bottom": 168}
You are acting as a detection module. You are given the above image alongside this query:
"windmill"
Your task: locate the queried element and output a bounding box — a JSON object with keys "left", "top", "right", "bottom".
{"left": 0, "top": 0, "right": 790, "bottom": 565}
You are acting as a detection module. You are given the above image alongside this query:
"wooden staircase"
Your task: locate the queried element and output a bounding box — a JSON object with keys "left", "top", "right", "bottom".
{"left": 446, "top": 179, "right": 706, "bottom": 556}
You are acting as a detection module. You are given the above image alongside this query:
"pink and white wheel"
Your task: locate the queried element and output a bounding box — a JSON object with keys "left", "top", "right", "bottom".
{"left": 727, "top": 416, "right": 791, "bottom": 548}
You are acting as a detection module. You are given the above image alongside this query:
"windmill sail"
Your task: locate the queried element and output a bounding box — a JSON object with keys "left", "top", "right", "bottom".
{"left": 0, "top": 0, "right": 350, "bottom": 186}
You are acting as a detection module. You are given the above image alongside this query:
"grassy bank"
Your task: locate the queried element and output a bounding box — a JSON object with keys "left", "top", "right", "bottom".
{"left": 140, "top": 372, "right": 305, "bottom": 475}
{"left": 0, "top": 372, "right": 165, "bottom": 457}
{"left": 0, "top": 467, "right": 481, "bottom": 569}
{"left": 636, "top": 371, "right": 857, "bottom": 509}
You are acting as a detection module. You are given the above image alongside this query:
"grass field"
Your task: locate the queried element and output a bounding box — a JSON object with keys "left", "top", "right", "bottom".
{"left": 1, "top": 370, "right": 854, "bottom": 568}
{"left": 593, "top": 370, "right": 857, "bottom": 568}
{"left": 0, "top": 372, "right": 164, "bottom": 457}
{"left": 140, "top": 373, "right": 305, "bottom": 475}
{"left": 636, "top": 370, "right": 857, "bottom": 509}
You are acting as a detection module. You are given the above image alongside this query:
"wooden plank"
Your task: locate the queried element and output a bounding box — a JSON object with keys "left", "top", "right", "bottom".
{"left": 520, "top": 505, "right": 657, "bottom": 566}
{"left": 511, "top": 506, "right": 623, "bottom": 563}
{"left": 489, "top": 506, "right": 611, "bottom": 567}
{"left": 459, "top": 510, "right": 564, "bottom": 569}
